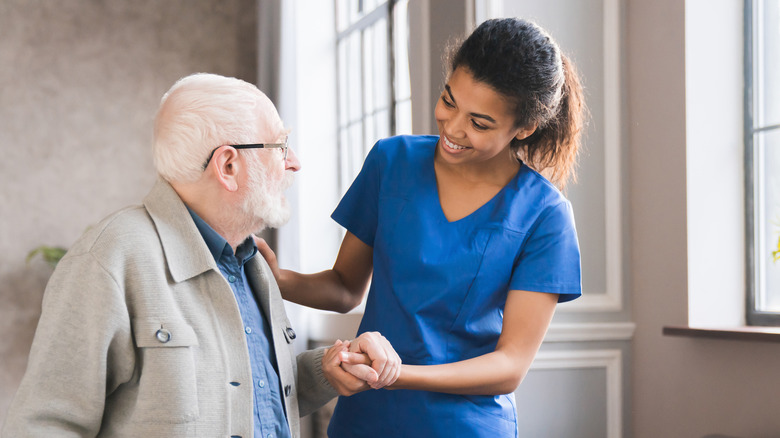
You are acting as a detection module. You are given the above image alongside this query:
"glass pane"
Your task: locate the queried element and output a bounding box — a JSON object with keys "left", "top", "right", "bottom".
{"left": 339, "top": 128, "right": 351, "bottom": 194}
{"left": 393, "top": 0, "right": 411, "bottom": 102}
{"left": 374, "top": 108, "right": 390, "bottom": 143}
{"left": 395, "top": 99, "right": 412, "bottom": 135}
{"left": 364, "top": 0, "right": 381, "bottom": 13}
{"left": 363, "top": 27, "right": 375, "bottom": 115}
{"left": 364, "top": 113, "right": 376, "bottom": 152}
{"left": 338, "top": 41, "right": 349, "bottom": 128}
{"left": 757, "top": 0, "right": 780, "bottom": 127}
{"left": 756, "top": 129, "right": 780, "bottom": 311}
{"left": 336, "top": 0, "right": 349, "bottom": 32}
{"left": 349, "top": 122, "right": 364, "bottom": 178}
{"left": 349, "top": 0, "right": 361, "bottom": 26}
{"left": 372, "top": 18, "right": 389, "bottom": 112}
{"left": 347, "top": 32, "right": 363, "bottom": 124}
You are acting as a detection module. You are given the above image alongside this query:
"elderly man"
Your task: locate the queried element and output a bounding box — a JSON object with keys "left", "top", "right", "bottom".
{"left": 2, "top": 73, "right": 399, "bottom": 438}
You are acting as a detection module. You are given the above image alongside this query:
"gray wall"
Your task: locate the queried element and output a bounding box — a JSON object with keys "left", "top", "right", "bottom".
{"left": 0, "top": 0, "right": 257, "bottom": 426}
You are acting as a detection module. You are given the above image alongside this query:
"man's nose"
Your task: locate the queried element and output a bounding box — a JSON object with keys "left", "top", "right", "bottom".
{"left": 284, "top": 147, "right": 301, "bottom": 172}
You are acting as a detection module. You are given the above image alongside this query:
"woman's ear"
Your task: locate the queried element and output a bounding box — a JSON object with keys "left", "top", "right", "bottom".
{"left": 210, "top": 146, "right": 241, "bottom": 192}
{"left": 515, "top": 123, "right": 538, "bottom": 141}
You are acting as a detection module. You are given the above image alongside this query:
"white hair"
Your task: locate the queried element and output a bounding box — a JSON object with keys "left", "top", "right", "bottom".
{"left": 152, "top": 73, "right": 282, "bottom": 183}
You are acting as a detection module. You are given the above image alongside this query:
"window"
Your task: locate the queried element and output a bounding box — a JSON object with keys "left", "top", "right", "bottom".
{"left": 746, "top": 0, "right": 780, "bottom": 325}
{"left": 335, "top": 0, "right": 412, "bottom": 194}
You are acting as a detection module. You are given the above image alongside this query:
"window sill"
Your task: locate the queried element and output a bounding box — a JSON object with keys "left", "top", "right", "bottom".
{"left": 663, "top": 325, "right": 780, "bottom": 343}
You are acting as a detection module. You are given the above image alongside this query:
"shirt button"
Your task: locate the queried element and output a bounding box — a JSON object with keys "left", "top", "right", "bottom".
{"left": 245, "top": 326, "right": 252, "bottom": 334}
{"left": 258, "top": 380, "right": 265, "bottom": 388}
{"left": 228, "top": 275, "right": 237, "bottom": 283}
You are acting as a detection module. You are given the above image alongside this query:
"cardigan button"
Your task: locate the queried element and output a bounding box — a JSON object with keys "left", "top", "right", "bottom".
{"left": 155, "top": 328, "right": 171, "bottom": 343}
{"left": 284, "top": 384, "right": 292, "bottom": 396}
{"left": 285, "top": 327, "right": 296, "bottom": 340}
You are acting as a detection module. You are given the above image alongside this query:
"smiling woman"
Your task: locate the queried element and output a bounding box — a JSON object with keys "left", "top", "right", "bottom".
{"left": 260, "top": 17, "right": 587, "bottom": 438}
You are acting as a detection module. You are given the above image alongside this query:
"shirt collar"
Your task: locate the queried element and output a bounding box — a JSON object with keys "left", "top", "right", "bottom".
{"left": 186, "top": 206, "right": 257, "bottom": 266}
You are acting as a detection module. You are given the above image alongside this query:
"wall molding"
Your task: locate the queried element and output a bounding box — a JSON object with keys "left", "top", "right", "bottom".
{"left": 531, "top": 349, "right": 623, "bottom": 438}
{"left": 306, "top": 317, "right": 637, "bottom": 344}
{"left": 545, "top": 322, "right": 635, "bottom": 342}
{"left": 560, "top": 0, "right": 624, "bottom": 313}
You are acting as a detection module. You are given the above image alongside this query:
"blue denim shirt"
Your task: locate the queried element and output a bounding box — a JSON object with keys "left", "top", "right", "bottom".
{"left": 188, "top": 208, "right": 291, "bottom": 438}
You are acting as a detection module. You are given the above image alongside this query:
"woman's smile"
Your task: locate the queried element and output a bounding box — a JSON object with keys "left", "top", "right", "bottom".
{"left": 441, "top": 134, "right": 469, "bottom": 152}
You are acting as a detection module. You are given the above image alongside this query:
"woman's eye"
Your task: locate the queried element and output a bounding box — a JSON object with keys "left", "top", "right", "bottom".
{"left": 441, "top": 95, "right": 455, "bottom": 108}
{"left": 472, "top": 120, "right": 488, "bottom": 131}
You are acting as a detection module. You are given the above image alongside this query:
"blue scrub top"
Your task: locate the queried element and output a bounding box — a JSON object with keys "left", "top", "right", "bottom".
{"left": 327, "top": 135, "right": 581, "bottom": 437}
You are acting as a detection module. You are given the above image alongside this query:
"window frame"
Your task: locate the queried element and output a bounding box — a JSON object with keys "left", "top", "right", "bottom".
{"left": 745, "top": 0, "right": 780, "bottom": 326}
{"left": 334, "top": 0, "right": 411, "bottom": 195}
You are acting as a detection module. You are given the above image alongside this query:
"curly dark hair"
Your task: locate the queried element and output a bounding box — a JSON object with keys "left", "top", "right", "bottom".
{"left": 447, "top": 18, "right": 586, "bottom": 188}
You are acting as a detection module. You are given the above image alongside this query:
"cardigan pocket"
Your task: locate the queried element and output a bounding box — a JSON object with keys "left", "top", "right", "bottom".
{"left": 132, "top": 318, "right": 200, "bottom": 423}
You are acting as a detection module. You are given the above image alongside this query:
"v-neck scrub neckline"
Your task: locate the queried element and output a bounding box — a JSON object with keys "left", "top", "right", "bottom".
{"left": 427, "top": 143, "right": 522, "bottom": 225}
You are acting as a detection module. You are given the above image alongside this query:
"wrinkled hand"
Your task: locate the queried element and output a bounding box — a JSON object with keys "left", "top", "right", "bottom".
{"left": 340, "top": 331, "right": 401, "bottom": 390}
{"left": 322, "top": 340, "right": 375, "bottom": 396}
{"left": 253, "top": 235, "right": 281, "bottom": 281}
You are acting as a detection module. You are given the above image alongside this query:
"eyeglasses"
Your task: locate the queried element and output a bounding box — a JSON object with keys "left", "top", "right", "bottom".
{"left": 202, "top": 136, "right": 288, "bottom": 170}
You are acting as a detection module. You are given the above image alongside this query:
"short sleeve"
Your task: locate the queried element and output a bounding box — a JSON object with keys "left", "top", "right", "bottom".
{"left": 331, "top": 142, "right": 383, "bottom": 247}
{"left": 509, "top": 200, "right": 582, "bottom": 302}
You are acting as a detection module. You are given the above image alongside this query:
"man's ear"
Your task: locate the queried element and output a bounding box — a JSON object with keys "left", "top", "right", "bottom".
{"left": 210, "top": 146, "right": 241, "bottom": 192}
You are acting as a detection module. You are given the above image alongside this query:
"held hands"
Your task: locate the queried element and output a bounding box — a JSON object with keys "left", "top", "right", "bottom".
{"left": 343, "top": 332, "right": 401, "bottom": 390}
{"left": 322, "top": 332, "right": 401, "bottom": 396}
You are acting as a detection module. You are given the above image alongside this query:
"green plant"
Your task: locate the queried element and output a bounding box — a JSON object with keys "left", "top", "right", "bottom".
{"left": 774, "top": 216, "right": 780, "bottom": 263}
{"left": 774, "top": 236, "right": 780, "bottom": 263}
{"left": 26, "top": 246, "right": 67, "bottom": 268}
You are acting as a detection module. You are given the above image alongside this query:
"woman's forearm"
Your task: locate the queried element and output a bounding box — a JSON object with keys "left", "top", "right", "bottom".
{"left": 389, "top": 350, "right": 534, "bottom": 395}
{"left": 388, "top": 291, "right": 558, "bottom": 395}
{"left": 278, "top": 268, "right": 366, "bottom": 313}
{"left": 268, "top": 231, "right": 374, "bottom": 313}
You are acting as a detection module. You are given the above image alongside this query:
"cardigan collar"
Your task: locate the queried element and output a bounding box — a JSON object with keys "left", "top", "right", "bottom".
{"left": 142, "top": 178, "right": 219, "bottom": 283}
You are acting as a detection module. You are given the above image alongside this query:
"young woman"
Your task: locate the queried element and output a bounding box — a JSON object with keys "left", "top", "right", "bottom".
{"left": 261, "top": 17, "right": 585, "bottom": 437}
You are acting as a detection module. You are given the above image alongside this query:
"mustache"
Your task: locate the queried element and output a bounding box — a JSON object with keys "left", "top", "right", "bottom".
{"left": 281, "top": 170, "right": 295, "bottom": 191}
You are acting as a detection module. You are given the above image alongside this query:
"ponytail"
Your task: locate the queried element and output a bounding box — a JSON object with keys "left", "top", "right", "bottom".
{"left": 515, "top": 54, "right": 586, "bottom": 189}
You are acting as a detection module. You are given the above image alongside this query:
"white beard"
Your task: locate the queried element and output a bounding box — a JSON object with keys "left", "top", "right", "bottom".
{"left": 238, "top": 156, "right": 294, "bottom": 233}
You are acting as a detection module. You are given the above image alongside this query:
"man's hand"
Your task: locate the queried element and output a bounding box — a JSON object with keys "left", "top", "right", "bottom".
{"left": 340, "top": 332, "right": 401, "bottom": 390}
{"left": 322, "top": 340, "right": 376, "bottom": 396}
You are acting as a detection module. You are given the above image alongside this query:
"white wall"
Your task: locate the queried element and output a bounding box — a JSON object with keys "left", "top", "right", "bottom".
{"left": 686, "top": 0, "right": 746, "bottom": 327}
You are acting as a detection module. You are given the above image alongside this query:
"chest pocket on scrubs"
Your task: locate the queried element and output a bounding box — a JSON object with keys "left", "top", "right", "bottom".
{"left": 132, "top": 318, "right": 200, "bottom": 423}
{"left": 447, "top": 227, "right": 527, "bottom": 361}
{"left": 376, "top": 197, "right": 494, "bottom": 363}
{"left": 374, "top": 195, "right": 408, "bottom": 247}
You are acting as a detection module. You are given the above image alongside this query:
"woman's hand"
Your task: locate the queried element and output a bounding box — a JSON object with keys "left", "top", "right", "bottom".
{"left": 341, "top": 332, "right": 401, "bottom": 390}
{"left": 253, "top": 235, "right": 281, "bottom": 281}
